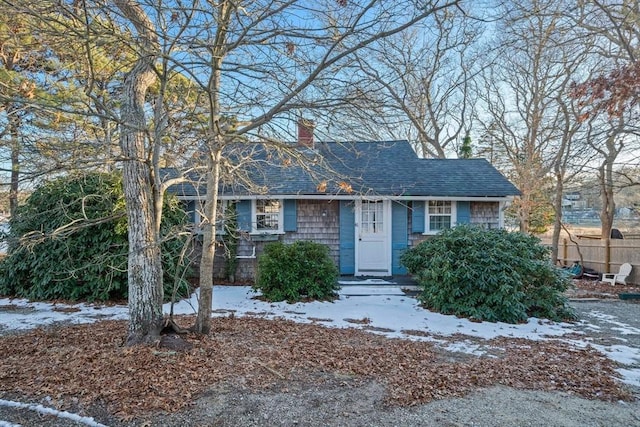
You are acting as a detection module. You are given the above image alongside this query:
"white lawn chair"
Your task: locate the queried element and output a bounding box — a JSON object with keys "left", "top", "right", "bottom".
{"left": 601, "top": 263, "right": 632, "bottom": 286}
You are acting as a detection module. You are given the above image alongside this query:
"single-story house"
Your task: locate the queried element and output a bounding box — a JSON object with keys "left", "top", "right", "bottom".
{"left": 170, "top": 123, "right": 521, "bottom": 281}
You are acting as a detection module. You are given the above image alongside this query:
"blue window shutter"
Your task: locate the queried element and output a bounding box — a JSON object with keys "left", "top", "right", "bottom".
{"left": 457, "top": 201, "right": 471, "bottom": 225}
{"left": 185, "top": 200, "right": 196, "bottom": 223}
{"left": 236, "top": 200, "right": 251, "bottom": 231}
{"left": 392, "top": 202, "right": 408, "bottom": 275}
{"left": 411, "top": 201, "right": 425, "bottom": 233}
{"left": 339, "top": 201, "right": 355, "bottom": 274}
{"left": 283, "top": 199, "right": 297, "bottom": 232}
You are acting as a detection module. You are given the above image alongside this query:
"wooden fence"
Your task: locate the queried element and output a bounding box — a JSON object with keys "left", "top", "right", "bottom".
{"left": 549, "top": 237, "right": 640, "bottom": 285}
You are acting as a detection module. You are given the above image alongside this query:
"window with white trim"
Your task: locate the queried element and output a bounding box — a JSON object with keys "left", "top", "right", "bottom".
{"left": 426, "top": 201, "right": 456, "bottom": 233}
{"left": 253, "top": 199, "right": 283, "bottom": 233}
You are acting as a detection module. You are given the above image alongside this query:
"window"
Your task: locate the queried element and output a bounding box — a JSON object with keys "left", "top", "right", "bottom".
{"left": 360, "top": 200, "right": 384, "bottom": 234}
{"left": 253, "top": 199, "right": 283, "bottom": 233}
{"left": 426, "top": 201, "right": 455, "bottom": 233}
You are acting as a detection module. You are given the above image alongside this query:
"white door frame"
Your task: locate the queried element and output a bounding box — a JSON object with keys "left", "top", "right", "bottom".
{"left": 354, "top": 199, "right": 392, "bottom": 276}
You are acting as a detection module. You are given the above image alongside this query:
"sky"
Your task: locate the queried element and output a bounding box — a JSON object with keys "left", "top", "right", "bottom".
{"left": 1, "top": 279, "right": 639, "bottom": 390}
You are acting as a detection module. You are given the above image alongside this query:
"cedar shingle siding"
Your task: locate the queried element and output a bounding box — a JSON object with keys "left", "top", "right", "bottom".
{"left": 200, "top": 200, "right": 504, "bottom": 282}
{"left": 283, "top": 200, "right": 340, "bottom": 263}
{"left": 209, "top": 200, "right": 340, "bottom": 282}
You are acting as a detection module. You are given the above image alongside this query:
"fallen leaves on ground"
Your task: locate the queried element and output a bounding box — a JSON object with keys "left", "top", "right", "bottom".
{"left": 0, "top": 316, "right": 634, "bottom": 419}
{"left": 569, "top": 279, "right": 640, "bottom": 299}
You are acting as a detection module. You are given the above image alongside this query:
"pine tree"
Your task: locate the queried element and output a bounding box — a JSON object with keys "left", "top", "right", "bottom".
{"left": 459, "top": 132, "right": 472, "bottom": 159}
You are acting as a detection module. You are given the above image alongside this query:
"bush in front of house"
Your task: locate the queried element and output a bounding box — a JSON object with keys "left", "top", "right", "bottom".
{"left": 254, "top": 240, "right": 339, "bottom": 302}
{"left": 0, "top": 172, "right": 191, "bottom": 302}
{"left": 400, "top": 225, "right": 575, "bottom": 324}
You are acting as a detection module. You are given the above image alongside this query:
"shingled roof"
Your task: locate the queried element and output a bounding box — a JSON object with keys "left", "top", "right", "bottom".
{"left": 169, "top": 140, "right": 520, "bottom": 198}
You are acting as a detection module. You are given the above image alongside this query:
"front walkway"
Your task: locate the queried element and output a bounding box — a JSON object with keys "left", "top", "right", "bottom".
{"left": 337, "top": 275, "right": 418, "bottom": 296}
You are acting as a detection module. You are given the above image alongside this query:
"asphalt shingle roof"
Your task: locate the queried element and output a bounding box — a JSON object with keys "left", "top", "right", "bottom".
{"left": 168, "top": 140, "right": 520, "bottom": 198}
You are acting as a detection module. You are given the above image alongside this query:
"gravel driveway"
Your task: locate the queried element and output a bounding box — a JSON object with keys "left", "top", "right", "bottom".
{"left": 570, "top": 299, "right": 640, "bottom": 349}
{"left": 568, "top": 299, "right": 640, "bottom": 395}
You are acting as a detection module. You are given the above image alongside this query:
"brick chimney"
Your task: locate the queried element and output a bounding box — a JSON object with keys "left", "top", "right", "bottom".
{"left": 297, "top": 118, "right": 315, "bottom": 148}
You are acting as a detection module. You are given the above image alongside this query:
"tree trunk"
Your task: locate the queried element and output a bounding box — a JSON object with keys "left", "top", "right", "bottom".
{"left": 519, "top": 192, "right": 531, "bottom": 233}
{"left": 123, "top": 154, "right": 164, "bottom": 345}
{"left": 597, "top": 119, "right": 624, "bottom": 240}
{"left": 194, "top": 0, "right": 233, "bottom": 335}
{"left": 8, "top": 106, "right": 20, "bottom": 218}
{"left": 195, "top": 149, "right": 222, "bottom": 334}
{"left": 550, "top": 172, "right": 564, "bottom": 264}
{"left": 599, "top": 162, "right": 615, "bottom": 240}
{"left": 115, "top": 0, "right": 163, "bottom": 346}
{"left": 9, "top": 133, "right": 19, "bottom": 218}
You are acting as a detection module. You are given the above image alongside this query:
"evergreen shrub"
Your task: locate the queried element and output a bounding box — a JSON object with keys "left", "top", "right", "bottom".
{"left": 254, "top": 240, "right": 339, "bottom": 302}
{"left": 400, "top": 225, "right": 575, "bottom": 323}
{"left": 0, "top": 172, "right": 191, "bottom": 301}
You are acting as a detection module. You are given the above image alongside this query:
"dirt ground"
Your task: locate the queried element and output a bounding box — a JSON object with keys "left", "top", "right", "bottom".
{"left": 0, "top": 280, "right": 639, "bottom": 427}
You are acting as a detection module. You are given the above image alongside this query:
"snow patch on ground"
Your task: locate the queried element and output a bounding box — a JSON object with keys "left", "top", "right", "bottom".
{"left": 0, "top": 399, "right": 108, "bottom": 427}
{"left": 618, "top": 368, "right": 640, "bottom": 387}
{"left": 1, "top": 285, "right": 639, "bottom": 389}
{"left": 587, "top": 310, "right": 640, "bottom": 335}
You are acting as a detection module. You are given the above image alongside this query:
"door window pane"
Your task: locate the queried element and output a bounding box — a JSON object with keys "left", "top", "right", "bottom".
{"left": 361, "top": 201, "right": 384, "bottom": 234}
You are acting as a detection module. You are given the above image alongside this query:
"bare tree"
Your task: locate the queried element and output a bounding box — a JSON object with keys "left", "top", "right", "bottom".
{"left": 571, "top": 0, "right": 639, "bottom": 117}
{"left": 3, "top": 0, "right": 464, "bottom": 341}
{"left": 327, "top": 7, "right": 480, "bottom": 158}
{"left": 476, "top": 0, "right": 592, "bottom": 233}
{"left": 571, "top": 0, "right": 640, "bottom": 241}
{"left": 548, "top": 96, "right": 596, "bottom": 263}
{"left": 582, "top": 115, "right": 639, "bottom": 239}
{"left": 163, "top": 0, "right": 464, "bottom": 334}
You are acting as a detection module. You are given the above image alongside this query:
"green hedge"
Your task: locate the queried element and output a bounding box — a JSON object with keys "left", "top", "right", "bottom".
{"left": 254, "top": 240, "right": 339, "bottom": 302}
{"left": 0, "top": 172, "right": 191, "bottom": 301}
{"left": 400, "top": 225, "right": 575, "bottom": 323}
